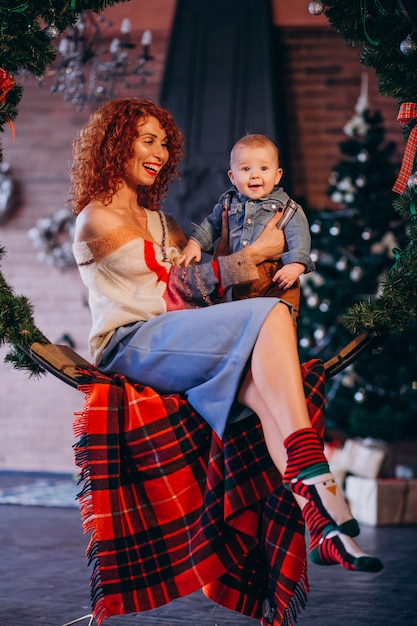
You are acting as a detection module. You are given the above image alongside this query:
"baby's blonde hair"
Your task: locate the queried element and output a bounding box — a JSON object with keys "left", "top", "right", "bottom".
{"left": 230, "top": 134, "right": 279, "bottom": 166}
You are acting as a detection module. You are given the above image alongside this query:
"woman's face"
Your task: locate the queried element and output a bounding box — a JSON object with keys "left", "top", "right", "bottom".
{"left": 124, "top": 115, "right": 169, "bottom": 188}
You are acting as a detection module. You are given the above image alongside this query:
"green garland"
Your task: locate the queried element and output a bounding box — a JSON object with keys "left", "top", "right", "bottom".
{"left": 0, "top": 0, "right": 129, "bottom": 161}
{"left": 324, "top": 0, "right": 417, "bottom": 101}
{"left": 0, "top": 245, "right": 49, "bottom": 375}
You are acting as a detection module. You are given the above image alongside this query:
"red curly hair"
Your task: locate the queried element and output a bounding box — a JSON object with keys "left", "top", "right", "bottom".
{"left": 69, "top": 98, "right": 184, "bottom": 215}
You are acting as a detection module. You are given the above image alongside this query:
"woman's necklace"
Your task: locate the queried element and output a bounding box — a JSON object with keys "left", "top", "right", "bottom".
{"left": 157, "top": 209, "right": 212, "bottom": 307}
{"left": 157, "top": 210, "right": 168, "bottom": 263}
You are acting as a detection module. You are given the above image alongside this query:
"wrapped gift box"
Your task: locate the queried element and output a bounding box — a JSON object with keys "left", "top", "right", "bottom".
{"left": 345, "top": 476, "right": 417, "bottom": 526}
{"left": 341, "top": 438, "right": 388, "bottom": 479}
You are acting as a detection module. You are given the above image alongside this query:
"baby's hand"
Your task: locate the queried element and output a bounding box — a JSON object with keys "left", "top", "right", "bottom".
{"left": 272, "top": 262, "right": 304, "bottom": 289}
{"left": 179, "top": 240, "right": 202, "bottom": 266}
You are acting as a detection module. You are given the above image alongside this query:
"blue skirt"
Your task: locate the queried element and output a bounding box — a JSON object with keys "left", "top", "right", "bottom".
{"left": 98, "top": 298, "right": 282, "bottom": 437}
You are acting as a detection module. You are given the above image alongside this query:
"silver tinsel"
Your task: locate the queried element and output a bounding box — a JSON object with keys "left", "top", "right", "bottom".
{"left": 27, "top": 208, "right": 76, "bottom": 270}
{"left": 0, "top": 163, "right": 18, "bottom": 223}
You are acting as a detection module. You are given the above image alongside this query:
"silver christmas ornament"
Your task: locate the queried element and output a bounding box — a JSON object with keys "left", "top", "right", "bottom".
{"left": 336, "top": 256, "right": 348, "bottom": 271}
{"left": 354, "top": 388, "right": 366, "bottom": 403}
{"left": 307, "top": 294, "right": 319, "bottom": 308}
{"left": 357, "top": 149, "right": 369, "bottom": 162}
{"left": 308, "top": 1, "right": 325, "bottom": 15}
{"left": 400, "top": 34, "right": 417, "bottom": 55}
{"left": 329, "top": 222, "right": 341, "bottom": 236}
{"left": 45, "top": 24, "right": 60, "bottom": 39}
{"left": 407, "top": 171, "right": 417, "bottom": 189}
{"left": 350, "top": 266, "right": 363, "bottom": 282}
{"left": 310, "top": 249, "right": 319, "bottom": 263}
{"left": 314, "top": 326, "right": 326, "bottom": 341}
{"left": 341, "top": 372, "right": 355, "bottom": 388}
{"left": 330, "top": 191, "right": 344, "bottom": 203}
{"left": 310, "top": 220, "right": 322, "bottom": 234}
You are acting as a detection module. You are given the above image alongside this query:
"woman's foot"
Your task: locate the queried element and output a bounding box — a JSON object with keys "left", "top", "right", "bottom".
{"left": 310, "top": 530, "right": 384, "bottom": 572}
{"left": 282, "top": 428, "right": 358, "bottom": 536}
{"left": 282, "top": 428, "right": 383, "bottom": 573}
{"left": 284, "top": 470, "right": 360, "bottom": 537}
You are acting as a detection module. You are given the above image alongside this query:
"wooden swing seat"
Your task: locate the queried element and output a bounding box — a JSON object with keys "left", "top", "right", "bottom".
{"left": 29, "top": 342, "right": 92, "bottom": 388}
{"left": 28, "top": 331, "right": 373, "bottom": 388}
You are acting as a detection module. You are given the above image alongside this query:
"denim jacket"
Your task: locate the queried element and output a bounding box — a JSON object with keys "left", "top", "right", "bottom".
{"left": 191, "top": 185, "right": 315, "bottom": 273}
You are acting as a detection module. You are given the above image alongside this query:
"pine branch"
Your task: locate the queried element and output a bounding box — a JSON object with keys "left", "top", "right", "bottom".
{"left": 0, "top": 245, "right": 49, "bottom": 376}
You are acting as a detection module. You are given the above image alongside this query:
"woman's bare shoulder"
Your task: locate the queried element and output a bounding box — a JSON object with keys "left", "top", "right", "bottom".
{"left": 74, "top": 202, "right": 124, "bottom": 242}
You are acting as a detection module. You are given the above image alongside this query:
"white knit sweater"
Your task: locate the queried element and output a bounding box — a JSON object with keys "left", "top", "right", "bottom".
{"left": 73, "top": 209, "right": 258, "bottom": 362}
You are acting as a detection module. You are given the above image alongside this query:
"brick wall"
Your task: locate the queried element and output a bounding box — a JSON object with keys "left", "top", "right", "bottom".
{"left": 278, "top": 27, "right": 403, "bottom": 210}
{"left": 0, "top": 15, "right": 405, "bottom": 472}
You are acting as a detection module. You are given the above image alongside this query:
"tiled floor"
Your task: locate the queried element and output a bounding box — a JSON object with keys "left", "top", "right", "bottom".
{"left": 0, "top": 472, "right": 416, "bottom": 626}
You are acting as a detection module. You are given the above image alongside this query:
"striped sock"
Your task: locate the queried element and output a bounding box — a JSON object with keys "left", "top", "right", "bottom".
{"left": 282, "top": 427, "right": 328, "bottom": 482}
{"left": 283, "top": 427, "right": 359, "bottom": 536}
{"left": 310, "top": 531, "right": 383, "bottom": 573}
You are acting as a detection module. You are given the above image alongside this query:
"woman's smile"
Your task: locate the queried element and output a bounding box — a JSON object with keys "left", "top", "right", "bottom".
{"left": 126, "top": 116, "right": 169, "bottom": 186}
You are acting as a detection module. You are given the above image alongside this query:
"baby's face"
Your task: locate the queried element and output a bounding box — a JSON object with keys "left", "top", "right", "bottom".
{"left": 228, "top": 144, "right": 283, "bottom": 200}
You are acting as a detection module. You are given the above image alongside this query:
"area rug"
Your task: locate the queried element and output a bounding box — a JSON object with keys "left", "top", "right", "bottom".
{"left": 0, "top": 477, "right": 79, "bottom": 508}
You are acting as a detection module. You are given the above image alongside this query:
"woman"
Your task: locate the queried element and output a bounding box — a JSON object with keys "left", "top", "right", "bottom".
{"left": 71, "top": 98, "right": 382, "bottom": 573}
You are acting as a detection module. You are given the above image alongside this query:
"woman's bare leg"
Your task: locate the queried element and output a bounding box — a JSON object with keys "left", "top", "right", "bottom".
{"left": 238, "top": 302, "right": 383, "bottom": 572}
{"left": 238, "top": 355, "right": 287, "bottom": 473}
{"left": 239, "top": 302, "right": 311, "bottom": 440}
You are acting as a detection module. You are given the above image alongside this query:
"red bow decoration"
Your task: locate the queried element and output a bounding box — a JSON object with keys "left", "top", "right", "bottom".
{"left": 0, "top": 68, "right": 16, "bottom": 140}
{"left": 0, "top": 67, "right": 15, "bottom": 104}
{"left": 393, "top": 102, "right": 417, "bottom": 195}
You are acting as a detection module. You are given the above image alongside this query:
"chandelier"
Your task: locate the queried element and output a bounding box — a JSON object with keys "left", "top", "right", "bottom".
{"left": 45, "top": 10, "right": 155, "bottom": 109}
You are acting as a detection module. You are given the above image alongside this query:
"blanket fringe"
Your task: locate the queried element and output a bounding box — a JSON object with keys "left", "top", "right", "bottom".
{"left": 73, "top": 382, "right": 107, "bottom": 625}
{"left": 279, "top": 563, "right": 309, "bottom": 626}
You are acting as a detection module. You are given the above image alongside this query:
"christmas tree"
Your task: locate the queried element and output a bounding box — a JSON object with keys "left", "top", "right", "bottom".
{"left": 303, "top": 1, "right": 417, "bottom": 442}
{"left": 304, "top": 1, "right": 417, "bottom": 346}
{"left": 298, "top": 75, "right": 416, "bottom": 442}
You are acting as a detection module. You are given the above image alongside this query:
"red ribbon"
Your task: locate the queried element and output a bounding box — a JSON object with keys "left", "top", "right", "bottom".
{"left": 393, "top": 102, "right": 417, "bottom": 194}
{"left": 0, "top": 68, "right": 16, "bottom": 141}
{"left": 0, "top": 67, "right": 15, "bottom": 103}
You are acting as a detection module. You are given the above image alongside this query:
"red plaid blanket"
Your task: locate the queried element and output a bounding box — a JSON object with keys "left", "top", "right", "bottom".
{"left": 73, "top": 359, "right": 325, "bottom": 626}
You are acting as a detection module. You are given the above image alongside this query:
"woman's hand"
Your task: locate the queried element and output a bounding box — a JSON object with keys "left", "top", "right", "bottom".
{"left": 246, "top": 212, "right": 285, "bottom": 265}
